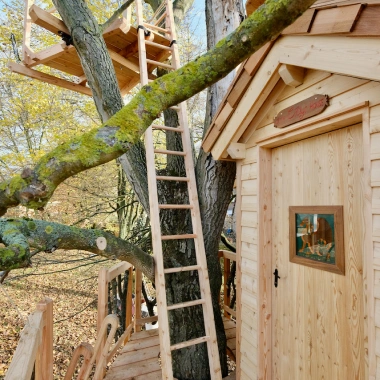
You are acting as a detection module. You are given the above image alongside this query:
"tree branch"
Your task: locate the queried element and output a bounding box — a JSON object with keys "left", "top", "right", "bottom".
{"left": 100, "top": 0, "right": 134, "bottom": 33}
{"left": 0, "top": 0, "right": 316, "bottom": 215}
{"left": 0, "top": 218, "right": 155, "bottom": 281}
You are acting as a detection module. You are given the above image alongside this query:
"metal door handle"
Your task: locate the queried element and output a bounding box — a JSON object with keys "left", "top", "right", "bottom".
{"left": 273, "top": 269, "right": 280, "bottom": 288}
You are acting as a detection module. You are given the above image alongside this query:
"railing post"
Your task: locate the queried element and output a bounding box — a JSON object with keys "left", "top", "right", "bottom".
{"left": 125, "top": 267, "right": 133, "bottom": 340}
{"left": 35, "top": 298, "right": 53, "bottom": 380}
{"left": 224, "top": 256, "right": 231, "bottom": 319}
{"left": 97, "top": 267, "right": 109, "bottom": 367}
{"left": 134, "top": 269, "right": 142, "bottom": 332}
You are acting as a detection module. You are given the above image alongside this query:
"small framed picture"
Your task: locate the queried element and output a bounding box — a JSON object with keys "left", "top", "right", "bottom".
{"left": 289, "top": 206, "right": 344, "bottom": 275}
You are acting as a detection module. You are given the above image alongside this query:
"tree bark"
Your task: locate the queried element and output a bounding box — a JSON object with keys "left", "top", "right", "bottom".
{"left": 0, "top": 218, "right": 154, "bottom": 280}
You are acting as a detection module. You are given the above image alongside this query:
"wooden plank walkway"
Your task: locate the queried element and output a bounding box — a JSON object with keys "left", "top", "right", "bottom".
{"left": 105, "top": 317, "right": 236, "bottom": 380}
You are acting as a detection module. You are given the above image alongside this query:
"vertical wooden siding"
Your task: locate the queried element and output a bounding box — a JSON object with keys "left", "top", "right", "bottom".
{"left": 238, "top": 145, "right": 259, "bottom": 380}
{"left": 236, "top": 69, "right": 380, "bottom": 379}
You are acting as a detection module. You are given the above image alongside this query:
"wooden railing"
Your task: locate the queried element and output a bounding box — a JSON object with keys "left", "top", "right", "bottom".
{"left": 218, "top": 250, "right": 237, "bottom": 319}
{"left": 5, "top": 298, "right": 53, "bottom": 380}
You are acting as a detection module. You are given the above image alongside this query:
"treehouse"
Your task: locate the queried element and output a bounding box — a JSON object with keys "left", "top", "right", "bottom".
{"left": 202, "top": 0, "right": 380, "bottom": 378}
{"left": 9, "top": 0, "right": 173, "bottom": 96}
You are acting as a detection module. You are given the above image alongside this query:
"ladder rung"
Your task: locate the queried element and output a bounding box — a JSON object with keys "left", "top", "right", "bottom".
{"left": 167, "top": 298, "right": 205, "bottom": 311}
{"left": 148, "top": 2, "right": 166, "bottom": 25}
{"left": 170, "top": 336, "right": 210, "bottom": 351}
{"left": 159, "top": 204, "right": 192, "bottom": 209}
{"left": 145, "top": 40, "right": 172, "bottom": 51}
{"left": 135, "top": 315, "right": 158, "bottom": 325}
{"left": 152, "top": 124, "right": 184, "bottom": 132}
{"left": 146, "top": 59, "right": 175, "bottom": 70}
{"left": 143, "top": 22, "right": 171, "bottom": 34}
{"left": 164, "top": 265, "right": 201, "bottom": 274}
{"left": 161, "top": 234, "right": 197, "bottom": 240}
{"left": 154, "top": 11, "right": 167, "bottom": 27}
{"left": 154, "top": 149, "right": 186, "bottom": 156}
{"left": 156, "top": 176, "right": 189, "bottom": 182}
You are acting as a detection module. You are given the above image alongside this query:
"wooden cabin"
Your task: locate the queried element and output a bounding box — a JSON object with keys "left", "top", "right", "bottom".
{"left": 202, "top": 0, "right": 380, "bottom": 379}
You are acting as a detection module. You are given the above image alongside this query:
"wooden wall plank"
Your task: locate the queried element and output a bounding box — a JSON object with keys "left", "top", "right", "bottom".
{"left": 241, "top": 195, "right": 258, "bottom": 212}
{"left": 241, "top": 274, "right": 258, "bottom": 295}
{"left": 243, "top": 146, "right": 258, "bottom": 164}
{"left": 241, "top": 211, "right": 258, "bottom": 227}
{"left": 241, "top": 241, "right": 257, "bottom": 260}
{"left": 371, "top": 133, "right": 380, "bottom": 160}
{"left": 241, "top": 163, "right": 258, "bottom": 180}
{"left": 375, "top": 270, "right": 380, "bottom": 299}
{"left": 241, "top": 179, "right": 257, "bottom": 196}
{"left": 241, "top": 226, "right": 257, "bottom": 244}
{"left": 370, "top": 105, "right": 380, "bottom": 134}
{"left": 277, "top": 35, "right": 380, "bottom": 82}
{"left": 372, "top": 161, "right": 380, "bottom": 187}
{"left": 241, "top": 257, "right": 257, "bottom": 277}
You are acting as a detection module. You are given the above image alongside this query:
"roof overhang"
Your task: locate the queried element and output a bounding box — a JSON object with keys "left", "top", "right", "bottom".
{"left": 202, "top": 1, "right": 380, "bottom": 160}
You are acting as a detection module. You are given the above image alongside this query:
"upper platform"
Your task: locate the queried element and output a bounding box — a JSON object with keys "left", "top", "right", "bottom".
{"left": 9, "top": 2, "right": 173, "bottom": 96}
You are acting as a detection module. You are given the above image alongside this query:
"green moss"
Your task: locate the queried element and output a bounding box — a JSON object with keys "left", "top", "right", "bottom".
{"left": 8, "top": 176, "right": 27, "bottom": 196}
{"left": 45, "top": 225, "right": 53, "bottom": 234}
{"left": 27, "top": 221, "right": 36, "bottom": 230}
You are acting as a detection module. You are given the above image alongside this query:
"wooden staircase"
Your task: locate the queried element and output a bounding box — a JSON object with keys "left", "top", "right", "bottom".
{"left": 134, "top": 0, "right": 222, "bottom": 379}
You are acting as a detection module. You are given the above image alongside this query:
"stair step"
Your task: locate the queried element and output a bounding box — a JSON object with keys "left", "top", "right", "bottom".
{"left": 152, "top": 124, "right": 183, "bottom": 132}
{"left": 145, "top": 39, "right": 173, "bottom": 51}
{"left": 156, "top": 176, "right": 189, "bottom": 182}
{"left": 159, "top": 204, "right": 192, "bottom": 209}
{"left": 167, "top": 298, "right": 205, "bottom": 311}
{"left": 154, "top": 149, "right": 186, "bottom": 156}
{"left": 170, "top": 336, "right": 210, "bottom": 351}
{"left": 161, "top": 233, "right": 197, "bottom": 240}
{"left": 143, "top": 22, "right": 171, "bottom": 34}
{"left": 146, "top": 59, "right": 175, "bottom": 70}
{"left": 164, "top": 265, "right": 201, "bottom": 274}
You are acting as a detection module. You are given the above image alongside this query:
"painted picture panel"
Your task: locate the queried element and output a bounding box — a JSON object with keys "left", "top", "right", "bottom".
{"left": 289, "top": 206, "right": 345, "bottom": 275}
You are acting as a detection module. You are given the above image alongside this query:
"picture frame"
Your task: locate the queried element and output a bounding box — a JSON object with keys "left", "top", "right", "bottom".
{"left": 289, "top": 206, "right": 345, "bottom": 275}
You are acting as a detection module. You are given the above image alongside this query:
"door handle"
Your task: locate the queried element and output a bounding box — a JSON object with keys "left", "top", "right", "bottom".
{"left": 273, "top": 269, "right": 280, "bottom": 288}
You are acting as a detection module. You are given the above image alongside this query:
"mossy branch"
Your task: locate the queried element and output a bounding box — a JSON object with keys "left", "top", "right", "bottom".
{"left": 0, "top": 0, "right": 316, "bottom": 215}
{"left": 0, "top": 218, "right": 155, "bottom": 281}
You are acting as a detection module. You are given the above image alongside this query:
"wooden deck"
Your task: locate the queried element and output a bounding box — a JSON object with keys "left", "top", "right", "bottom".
{"left": 105, "top": 317, "right": 236, "bottom": 380}
{"left": 10, "top": 3, "right": 173, "bottom": 97}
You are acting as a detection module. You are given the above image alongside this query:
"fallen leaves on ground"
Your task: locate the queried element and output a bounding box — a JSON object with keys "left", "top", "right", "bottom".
{"left": 0, "top": 250, "right": 115, "bottom": 380}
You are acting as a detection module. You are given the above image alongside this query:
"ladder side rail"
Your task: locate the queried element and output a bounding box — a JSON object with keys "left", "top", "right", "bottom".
{"left": 23, "top": 0, "right": 35, "bottom": 64}
{"left": 165, "top": 1, "right": 222, "bottom": 378}
{"left": 135, "top": 0, "right": 173, "bottom": 378}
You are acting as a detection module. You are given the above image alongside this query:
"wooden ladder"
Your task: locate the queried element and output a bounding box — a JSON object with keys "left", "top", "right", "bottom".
{"left": 134, "top": 1, "right": 222, "bottom": 379}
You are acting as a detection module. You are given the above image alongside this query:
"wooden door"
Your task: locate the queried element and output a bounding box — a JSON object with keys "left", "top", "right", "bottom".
{"left": 271, "top": 125, "right": 366, "bottom": 379}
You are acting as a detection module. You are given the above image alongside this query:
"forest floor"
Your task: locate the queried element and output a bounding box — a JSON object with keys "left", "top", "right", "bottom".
{"left": 0, "top": 250, "right": 114, "bottom": 379}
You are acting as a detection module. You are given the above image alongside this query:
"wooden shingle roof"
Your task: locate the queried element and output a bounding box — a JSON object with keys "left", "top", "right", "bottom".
{"left": 202, "top": 0, "right": 380, "bottom": 154}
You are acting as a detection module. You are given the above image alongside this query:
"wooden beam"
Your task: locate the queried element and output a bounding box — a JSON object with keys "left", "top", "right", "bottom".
{"left": 227, "top": 142, "right": 246, "bottom": 159}
{"left": 8, "top": 62, "right": 92, "bottom": 96}
{"left": 23, "top": 0, "right": 35, "bottom": 65}
{"left": 27, "top": 42, "right": 73, "bottom": 68}
{"left": 36, "top": 298, "right": 53, "bottom": 380}
{"left": 4, "top": 311, "right": 43, "bottom": 380}
{"left": 29, "top": 4, "right": 69, "bottom": 35}
{"left": 278, "top": 64, "right": 304, "bottom": 87}
{"left": 108, "top": 49, "right": 140, "bottom": 74}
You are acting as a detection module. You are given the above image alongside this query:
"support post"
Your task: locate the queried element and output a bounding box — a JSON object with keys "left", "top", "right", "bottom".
{"left": 35, "top": 298, "right": 54, "bottom": 380}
